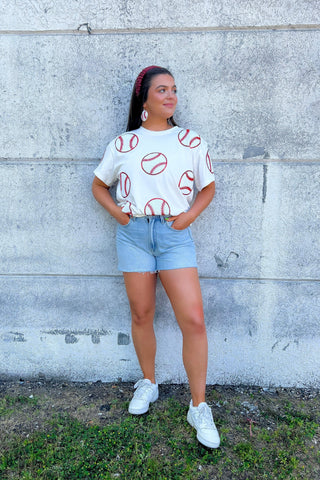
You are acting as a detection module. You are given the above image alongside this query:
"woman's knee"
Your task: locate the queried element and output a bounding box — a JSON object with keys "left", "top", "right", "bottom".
{"left": 180, "top": 309, "right": 206, "bottom": 336}
{"left": 131, "top": 306, "right": 155, "bottom": 327}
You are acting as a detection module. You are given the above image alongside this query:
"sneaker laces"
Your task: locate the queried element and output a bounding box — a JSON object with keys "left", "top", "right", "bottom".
{"left": 196, "top": 403, "right": 217, "bottom": 430}
{"left": 133, "top": 380, "right": 155, "bottom": 400}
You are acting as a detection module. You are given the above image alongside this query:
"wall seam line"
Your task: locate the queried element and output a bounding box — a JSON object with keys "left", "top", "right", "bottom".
{"left": 0, "top": 274, "right": 319, "bottom": 283}
{"left": 1, "top": 158, "right": 320, "bottom": 165}
{"left": 0, "top": 24, "right": 320, "bottom": 36}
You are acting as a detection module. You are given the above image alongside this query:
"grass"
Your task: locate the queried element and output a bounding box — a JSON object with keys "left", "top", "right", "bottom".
{"left": 0, "top": 395, "right": 38, "bottom": 416}
{"left": 0, "top": 389, "right": 319, "bottom": 479}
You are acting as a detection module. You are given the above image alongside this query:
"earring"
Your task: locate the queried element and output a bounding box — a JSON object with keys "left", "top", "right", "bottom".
{"left": 141, "top": 109, "right": 148, "bottom": 122}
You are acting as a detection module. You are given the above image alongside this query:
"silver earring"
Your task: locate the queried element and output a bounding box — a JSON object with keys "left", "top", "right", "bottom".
{"left": 141, "top": 109, "right": 148, "bottom": 122}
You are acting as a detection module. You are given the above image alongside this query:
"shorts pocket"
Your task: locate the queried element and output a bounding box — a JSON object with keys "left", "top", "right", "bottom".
{"left": 119, "top": 218, "right": 132, "bottom": 228}
{"left": 165, "top": 220, "right": 187, "bottom": 232}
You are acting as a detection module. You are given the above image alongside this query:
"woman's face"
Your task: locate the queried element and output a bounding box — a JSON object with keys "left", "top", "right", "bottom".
{"left": 143, "top": 74, "right": 177, "bottom": 121}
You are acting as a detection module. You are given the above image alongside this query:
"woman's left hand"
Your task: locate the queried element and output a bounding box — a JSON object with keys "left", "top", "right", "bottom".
{"left": 167, "top": 212, "right": 194, "bottom": 230}
{"left": 167, "top": 182, "right": 215, "bottom": 231}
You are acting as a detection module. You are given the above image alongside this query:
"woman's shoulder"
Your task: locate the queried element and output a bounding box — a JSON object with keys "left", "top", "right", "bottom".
{"left": 105, "top": 129, "right": 141, "bottom": 154}
{"left": 111, "top": 129, "right": 140, "bottom": 142}
{"left": 109, "top": 126, "right": 207, "bottom": 149}
{"left": 175, "top": 126, "right": 208, "bottom": 149}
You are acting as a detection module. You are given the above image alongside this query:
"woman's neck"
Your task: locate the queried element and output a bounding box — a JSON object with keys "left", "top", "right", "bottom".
{"left": 141, "top": 118, "right": 172, "bottom": 131}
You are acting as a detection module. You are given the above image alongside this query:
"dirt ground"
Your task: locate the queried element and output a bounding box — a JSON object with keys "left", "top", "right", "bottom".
{"left": 1, "top": 378, "right": 320, "bottom": 445}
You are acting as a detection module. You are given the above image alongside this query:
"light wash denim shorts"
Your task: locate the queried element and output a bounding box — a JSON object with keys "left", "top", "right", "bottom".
{"left": 116, "top": 216, "right": 198, "bottom": 272}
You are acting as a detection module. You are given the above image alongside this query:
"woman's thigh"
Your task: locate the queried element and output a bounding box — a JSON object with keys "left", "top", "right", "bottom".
{"left": 158, "top": 268, "right": 205, "bottom": 332}
{"left": 123, "top": 272, "right": 157, "bottom": 323}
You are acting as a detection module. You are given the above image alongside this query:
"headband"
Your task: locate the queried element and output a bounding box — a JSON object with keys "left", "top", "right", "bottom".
{"left": 135, "top": 65, "right": 161, "bottom": 96}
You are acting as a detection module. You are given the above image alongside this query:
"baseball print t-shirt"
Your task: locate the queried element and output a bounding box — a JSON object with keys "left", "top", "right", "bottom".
{"left": 94, "top": 126, "right": 215, "bottom": 217}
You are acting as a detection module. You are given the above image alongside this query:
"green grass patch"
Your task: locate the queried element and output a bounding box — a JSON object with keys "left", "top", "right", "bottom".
{"left": 0, "top": 394, "right": 319, "bottom": 479}
{"left": 1, "top": 400, "right": 222, "bottom": 480}
{"left": 0, "top": 395, "right": 38, "bottom": 417}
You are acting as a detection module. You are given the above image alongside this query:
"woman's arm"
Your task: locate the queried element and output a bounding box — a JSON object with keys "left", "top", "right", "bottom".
{"left": 169, "top": 181, "right": 215, "bottom": 230}
{"left": 92, "top": 176, "right": 130, "bottom": 225}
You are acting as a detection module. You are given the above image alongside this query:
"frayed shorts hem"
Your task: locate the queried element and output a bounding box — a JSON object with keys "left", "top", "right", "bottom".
{"left": 118, "top": 265, "right": 198, "bottom": 274}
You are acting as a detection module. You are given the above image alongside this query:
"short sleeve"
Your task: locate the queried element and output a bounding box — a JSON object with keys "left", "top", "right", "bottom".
{"left": 193, "top": 137, "right": 215, "bottom": 191}
{"left": 93, "top": 143, "right": 117, "bottom": 187}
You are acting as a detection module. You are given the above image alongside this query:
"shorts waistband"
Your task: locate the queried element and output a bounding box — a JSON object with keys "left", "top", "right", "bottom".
{"left": 130, "top": 215, "right": 171, "bottom": 223}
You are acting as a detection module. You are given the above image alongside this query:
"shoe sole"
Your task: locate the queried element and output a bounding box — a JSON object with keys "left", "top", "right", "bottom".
{"left": 187, "top": 412, "right": 220, "bottom": 449}
{"left": 128, "top": 392, "right": 159, "bottom": 415}
{"left": 196, "top": 431, "right": 220, "bottom": 449}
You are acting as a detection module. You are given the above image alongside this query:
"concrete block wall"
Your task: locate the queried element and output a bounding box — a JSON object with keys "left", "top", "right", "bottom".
{"left": 1, "top": 1, "right": 319, "bottom": 386}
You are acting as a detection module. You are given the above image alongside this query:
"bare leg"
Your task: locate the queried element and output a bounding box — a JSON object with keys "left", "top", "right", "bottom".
{"left": 159, "top": 268, "right": 208, "bottom": 406}
{"left": 123, "top": 272, "right": 157, "bottom": 383}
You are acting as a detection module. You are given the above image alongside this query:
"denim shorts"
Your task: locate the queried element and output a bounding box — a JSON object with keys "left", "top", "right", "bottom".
{"left": 116, "top": 216, "right": 198, "bottom": 272}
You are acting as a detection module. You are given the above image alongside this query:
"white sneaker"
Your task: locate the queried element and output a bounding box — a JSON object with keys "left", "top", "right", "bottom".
{"left": 128, "top": 379, "right": 159, "bottom": 415}
{"left": 187, "top": 401, "right": 220, "bottom": 448}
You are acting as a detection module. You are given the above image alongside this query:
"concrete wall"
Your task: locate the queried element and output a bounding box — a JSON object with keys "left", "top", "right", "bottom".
{"left": 1, "top": 1, "right": 319, "bottom": 386}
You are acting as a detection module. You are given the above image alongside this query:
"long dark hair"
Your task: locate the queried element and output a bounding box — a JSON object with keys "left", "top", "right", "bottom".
{"left": 126, "top": 66, "right": 178, "bottom": 132}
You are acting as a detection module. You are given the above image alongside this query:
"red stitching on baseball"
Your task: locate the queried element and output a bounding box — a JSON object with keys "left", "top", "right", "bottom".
{"left": 122, "top": 201, "right": 133, "bottom": 215}
{"left": 178, "top": 129, "right": 201, "bottom": 148}
{"left": 115, "top": 133, "right": 139, "bottom": 153}
{"left": 206, "top": 151, "right": 214, "bottom": 173}
{"left": 178, "top": 170, "right": 194, "bottom": 195}
{"left": 120, "top": 172, "right": 131, "bottom": 198}
{"left": 144, "top": 198, "right": 171, "bottom": 216}
{"left": 116, "top": 136, "right": 124, "bottom": 152}
{"left": 179, "top": 129, "right": 189, "bottom": 143}
{"left": 141, "top": 152, "right": 168, "bottom": 175}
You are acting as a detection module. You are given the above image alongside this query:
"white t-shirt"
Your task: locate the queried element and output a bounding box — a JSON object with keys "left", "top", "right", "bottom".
{"left": 94, "top": 126, "right": 215, "bottom": 216}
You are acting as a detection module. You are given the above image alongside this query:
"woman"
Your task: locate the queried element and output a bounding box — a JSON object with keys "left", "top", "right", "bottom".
{"left": 92, "top": 66, "right": 220, "bottom": 449}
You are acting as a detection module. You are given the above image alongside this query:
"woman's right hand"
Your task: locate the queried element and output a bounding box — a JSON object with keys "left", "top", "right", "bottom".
{"left": 116, "top": 210, "right": 131, "bottom": 226}
{"left": 92, "top": 177, "right": 131, "bottom": 225}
